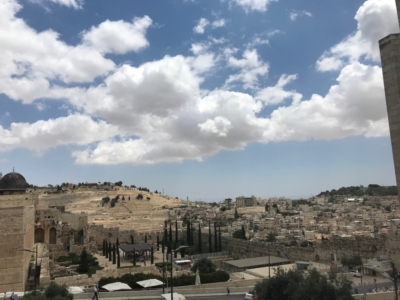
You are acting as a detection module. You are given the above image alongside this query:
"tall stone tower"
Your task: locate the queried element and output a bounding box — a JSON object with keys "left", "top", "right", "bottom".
{"left": 379, "top": 1, "right": 400, "bottom": 200}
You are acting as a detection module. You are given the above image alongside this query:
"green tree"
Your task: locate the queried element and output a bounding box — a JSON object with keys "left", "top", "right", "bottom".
{"left": 198, "top": 224, "right": 202, "bottom": 253}
{"left": 234, "top": 208, "right": 239, "bottom": 219}
{"left": 151, "top": 246, "right": 154, "bottom": 265}
{"left": 175, "top": 220, "right": 178, "bottom": 243}
{"left": 105, "top": 240, "right": 109, "bottom": 258}
{"left": 157, "top": 235, "right": 160, "bottom": 250}
{"left": 130, "top": 235, "right": 134, "bottom": 244}
{"left": 265, "top": 203, "right": 269, "bottom": 211}
{"left": 341, "top": 255, "right": 362, "bottom": 270}
{"left": 145, "top": 235, "right": 147, "bottom": 243}
{"left": 214, "top": 223, "right": 218, "bottom": 252}
{"left": 117, "top": 246, "right": 121, "bottom": 268}
{"left": 112, "top": 244, "right": 116, "bottom": 265}
{"left": 241, "top": 225, "right": 246, "bottom": 240}
{"left": 190, "top": 258, "right": 216, "bottom": 274}
{"left": 77, "top": 247, "right": 89, "bottom": 274}
{"left": 208, "top": 221, "right": 212, "bottom": 253}
{"left": 220, "top": 206, "right": 226, "bottom": 212}
{"left": 233, "top": 229, "right": 245, "bottom": 239}
{"left": 102, "top": 239, "right": 106, "bottom": 256}
{"left": 21, "top": 282, "right": 73, "bottom": 300}
{"left": 266, "top": 232, "right": 277, "bottom": 243}
{"left": 133, "top": 249, "right": 136, "bottom": 266}
{"left": 255, "top": 268, "right": 352, "bottom": 300}
{"left": 136, "top": 193, "right": 143, "bottom": 200}
{"left": 219, "top": 226, "right": 222, "bottom": 252}
{"left": 108, "top": 241, "right": 112, "bottom": 262}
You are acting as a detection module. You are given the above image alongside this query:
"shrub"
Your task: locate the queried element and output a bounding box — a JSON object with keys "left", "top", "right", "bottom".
{"left": 191, "top": 258, "right": 216, "bottom": 274}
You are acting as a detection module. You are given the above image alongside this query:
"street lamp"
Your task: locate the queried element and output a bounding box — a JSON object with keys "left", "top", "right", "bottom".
{"left": 170, "top": 245, "right": 189, "bottom": 300}
{"left": 20, "top": 244, "right": 38, "bottom": 290}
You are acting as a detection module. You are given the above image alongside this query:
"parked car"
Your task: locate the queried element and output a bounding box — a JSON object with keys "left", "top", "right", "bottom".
{"left": 245, "top": 290, "right": 256, "bottom": 300}
{"left": 349, "top": 270, "right": 362, "bottom": 277}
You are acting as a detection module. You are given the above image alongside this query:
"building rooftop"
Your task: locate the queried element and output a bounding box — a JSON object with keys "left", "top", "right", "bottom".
{"left": 225, "top": 256, "right": 290, "bottom": 268}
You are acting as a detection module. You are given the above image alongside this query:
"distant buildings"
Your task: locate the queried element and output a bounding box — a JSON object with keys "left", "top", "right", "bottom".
{"left": 236, "top": 196, "right": 257, "bottom": 207}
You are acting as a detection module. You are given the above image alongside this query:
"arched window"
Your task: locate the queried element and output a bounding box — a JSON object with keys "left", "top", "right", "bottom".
{"left": 49, "top": 227, "right": 57, "bottom": 244}
{"left": 35, "top": 228, "right": 44, "bottom": 243}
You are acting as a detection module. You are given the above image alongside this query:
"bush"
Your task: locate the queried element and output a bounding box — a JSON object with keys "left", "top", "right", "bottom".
{"left": 21, "top": 282, "right": 73, "bottom": 300}
{"left": 300, "top": 241, "right": 308, "bottom": 247}
{"left": 136, "top": 194, "right": 143, "bottom": 200}
{"left": 191, "top": 258, "right": 216, "bottom": 274}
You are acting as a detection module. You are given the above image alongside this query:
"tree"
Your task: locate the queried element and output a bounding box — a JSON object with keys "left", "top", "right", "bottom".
{"left": 220, "top": 206, "right": 226, "bottom": 212}
{"left": 151, "top": 246, "right": 154, "bottom": 265}
{"left": 145, "top": 235, "right": 147, "bottom": 243}
{"left": 266, "top": 233, "right": 277, "bottom": 243}
{"left": 169, "top": 222, "right": 173, "bottom": 246}
{"left": 77, "top": 247, "right": 89, "bottom": 274}
{"left": 241, "top": 225, "right": 246, "bottom": 240}
{"left": 233, "top": 229, "right": 245, "bottom": 239}
{"left": 234, "top": 208, "right": 239, "bottom": 219}
{"left": 115, "top": 181, "right": 123, "bottom": 186}
{"left": 219, "top": 225, "right": 222, "bottom": 252}
{"left": 186, "top": 220, "right": 190, "bottom": 245}
{"left": 102, "top": 239, "right": 106, "bottom": 256}
{"left": 265, "top": 203, "right": 269, "bottom": 211}
{"left": 191, "top": 258, "right": 216, "bottom": 274}
{"left": 157, "top": 235, "right": 160, "bottom": 250}
{"left": 198, "top": 224, "right": 202, "bottom": 253}
{"left": 136, "top": 194, "right": 143, "bottom": 200}
{"left": 133, "top": 248, "right": 136, "bottom": 266}
{"left": 108, "top": 241, "right": 112, "bottom": 262}
{"left": 255, "top": 268, "right": 352, "bottom": 300}
{"left": 112, "top": 244, "right": 116, "bottom": 264}
{"left": 175, "top": 220, "right": 178, "bottom": 243}
{"left": 130, "top": 235, "right": 134, "bottom": 244}
{"left": 105, "top": 240, "right": 109, "bottom": 259}
{"left": 341, "top": 255, "right": 362, "bottom": 270}
{"left": 214, "top": 223, "right": 218, "bottom": 252}
{"left": 208, "top": 221, "right": 212, "bottom": 253}
{"left": 117, "top": 246, "right": 121, "bottom": 268}
{"left": 21, "top": 282, "right": 73, "bottom": 300}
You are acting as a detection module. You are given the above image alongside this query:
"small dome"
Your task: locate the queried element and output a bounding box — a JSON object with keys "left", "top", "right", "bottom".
{"left": 0, "top": 172, "right": 29, "bottom": 191}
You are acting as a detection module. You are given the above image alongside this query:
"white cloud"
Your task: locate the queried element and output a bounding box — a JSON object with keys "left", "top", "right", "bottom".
{"left": 0, "top": 0, "right": 391, "bottom": 166}
{"left": 230, "top": 0, "right": 277, "bottom": 12}
{"left": 212, "top": 18, "right": 227, "bottom": 28}
{"left": 290, "top": 10, "right": 312, "bottom": 21}
{"left": 81, "top": 16, "right": 152, "bottom": 54}
{"left": 316, "top": 0, "right": 398, "bottom": 72}
{"left": 0, "top": 114, "right": 119, "bottom": 153}
{"left": 29, "top": 0, "right": 83, "bottom": 9}
{"left": 267, "top": 29, "right": 283, "bottom": 37}
{"left": 225, "top": 49, "right": 269, "bottom": 90}
{"left": 256, "top": 74, "right": 301, "bottom": 105}
{"left": 246, "top": 36, "right": 269, "bottom": 48}
{"left": 193, "top": 18, "right": 209, "bottom": 34}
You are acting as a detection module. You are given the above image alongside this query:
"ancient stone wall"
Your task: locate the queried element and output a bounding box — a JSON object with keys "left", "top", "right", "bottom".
{"left": 0, "top": 204, "right": 35, "bottom": 292}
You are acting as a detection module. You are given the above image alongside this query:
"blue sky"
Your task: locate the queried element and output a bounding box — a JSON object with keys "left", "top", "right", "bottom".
{"left": 0, "top": 0, "right": 398, "bottom": 201}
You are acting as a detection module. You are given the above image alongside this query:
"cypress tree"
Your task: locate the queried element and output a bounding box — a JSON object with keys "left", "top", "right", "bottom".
{"left": 133, "top": 249, "right": 136, "bottom": 266}
{"left": 219, "top": 225, "right": 222, "bottom": 252}
{"left": 214, "top": 222, "right": 218, "bottom": 252}
{"left": 145, "top": 235, "right": 147, "bottom": 243}
{"left": 151, "top": 246, "right": 154, "bottom": 265}
{"left": 108, "top": 241, "right": 112, "bottom": 262}
{"left": 157, "top": 235, "right": 160, "bottom": 251}
{"left": 198, "top": 224, "right": 202, "bottom": 253}
{"left": 186, "top": 221, "right": 190, "bottom": 244}
{"left": 208, "top": 221, "right": 212, "bottom": 253}
{"left": 130, "top": 235, "right": 134, "bottom": 244}
{"left": 169, "top": 222, "right": 173, "bottom": 245}
{"left": 77, "top": 247, "right": 89, "bottom": 273}
{"left": 112, "top": 244, "right": 116, "bottom": 264}
{"left": 105, "top": 240, "right": 108, "bottom": 259}
{"left": 167, "top": 236, "right": 171, "bottom": 254}
{"left": 117, "top": 246, "right": 120, "bottom": 268}
{"left": 116, "top": 238, "right": 119, "bottom": 248}
{"left": 164, "top": 227, "right": 168, "bottom": 245}
{"left": 241, "top": 225, "right": 246, "bottom": 240}
{"left": 102, "top": 239, "right": 105, "bottom": 256}
{"left": 175, "top": 220, "right": 178, "bottom": 243}
{"left": 162, "top": 235, "right": 165, "bottom": 254}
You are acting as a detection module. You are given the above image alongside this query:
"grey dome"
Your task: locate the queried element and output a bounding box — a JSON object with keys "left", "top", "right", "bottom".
{"left": 0, "top": 172, "right": 29, "bottom": 191}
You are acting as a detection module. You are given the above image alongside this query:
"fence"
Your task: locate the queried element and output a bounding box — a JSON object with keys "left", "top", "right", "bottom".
{"left": 187, "top": 251, "right": 229, "bottom": 260}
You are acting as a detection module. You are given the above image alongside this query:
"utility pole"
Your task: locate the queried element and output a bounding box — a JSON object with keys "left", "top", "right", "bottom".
{"left": 393, "top": 262, "right": 399, "bottom": 300}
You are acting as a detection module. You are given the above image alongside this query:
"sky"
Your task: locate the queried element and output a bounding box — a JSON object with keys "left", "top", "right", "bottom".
{"left": 0, "top": 0, "right": 399, "bottom": 201}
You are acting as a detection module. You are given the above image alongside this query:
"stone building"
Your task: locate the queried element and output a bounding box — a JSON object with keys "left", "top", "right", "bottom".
{"left": 236, "top": 196, "right": 257, "bottom": 207}
{"left": 379, "top": 1, "right": 400, "bottom": 201}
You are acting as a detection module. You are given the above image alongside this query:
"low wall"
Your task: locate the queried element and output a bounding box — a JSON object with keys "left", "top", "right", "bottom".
{"left": 354, "top": 291, "right": 397, "bottom": 300}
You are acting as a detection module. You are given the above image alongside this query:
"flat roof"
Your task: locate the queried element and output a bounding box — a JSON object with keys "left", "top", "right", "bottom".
{"left": 119, "top": 243, "right": 153, "bottom": 252}
{"left": 225, "top": 256, "right": 290, "bottom": 268}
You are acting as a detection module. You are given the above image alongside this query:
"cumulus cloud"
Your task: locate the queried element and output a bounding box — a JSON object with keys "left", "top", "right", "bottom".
{"left": 0, "top": 0, "right": 392, "bottom": 165}
{"left": 193, "top": 18, "right": 209, "bottom": 34}
{"left": 229, "top": 0, "right": 277, "bottom": 12}
{"left": 212, "top": 18, "right": 227, "bottom": 28}
{"left": 0, "top": 114, "right": 119, "bottom": 153}
{"left": 290, "top": 10, "right": 312, "bottom": 21}
{"left": 316, "top": 0, "right": 398, "bottom": 72}
{"left": 225, "top": 49, "right": 269, "bottom": 90}
{"left": 81, "top": 16, "right": 152, "bottom": 54}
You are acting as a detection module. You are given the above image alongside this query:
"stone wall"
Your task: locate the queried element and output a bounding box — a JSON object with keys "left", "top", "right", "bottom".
{"left": 0, "top": 203, "right": 35, "bottom": 292}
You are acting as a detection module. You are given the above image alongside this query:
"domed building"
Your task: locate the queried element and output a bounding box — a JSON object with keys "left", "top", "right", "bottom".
{"left": 0, "top": 171, "right": 29, "bottom": 195}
